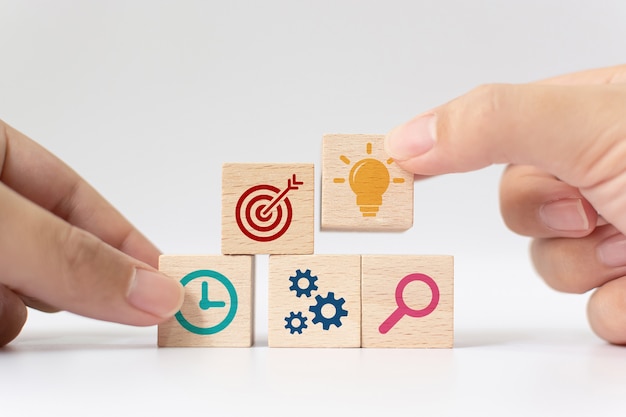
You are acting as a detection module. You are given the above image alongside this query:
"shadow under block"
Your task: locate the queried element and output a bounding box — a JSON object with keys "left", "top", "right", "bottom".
{"left": 361, "top": 255, "right": 453, "bottom": 348}
{"left": 157, "top": 255, "right": 254, "bottom": 347}
{"left": 221, "top": 163, "right": 315, "bottom": 255}
{"left": 321, "top": 134, "right": 414, "bottom": 231}
{"left": 268, "top": 255, "right": 361, "bottom": 348}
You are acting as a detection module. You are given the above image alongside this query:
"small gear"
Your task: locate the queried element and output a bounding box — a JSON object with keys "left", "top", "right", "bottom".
{"left": 288, "top": 269, "right": 319, "bottom": 298}
{"left": 284, "top": 311, "right": 308, "bottom": 334}
{"left": 308, "top": 292, "right": 348, "bottom": 330}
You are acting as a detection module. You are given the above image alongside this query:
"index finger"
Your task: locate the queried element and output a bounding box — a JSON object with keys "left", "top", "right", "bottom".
{"left": 386, "top": 83, "right": 626, "bottom": 178}
{"left": 0, "top": 120, "right": 160, "bottom": 267}
{"left": 384, "top": 83, "right": 626, "bottom": 234}
{"left": 385, "top": 64, "right": 626, "bottom": 171}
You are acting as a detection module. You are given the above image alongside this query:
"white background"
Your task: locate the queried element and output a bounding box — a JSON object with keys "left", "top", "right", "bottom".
{"left": 1, "top": 1, "right": 626, "bottom": 416}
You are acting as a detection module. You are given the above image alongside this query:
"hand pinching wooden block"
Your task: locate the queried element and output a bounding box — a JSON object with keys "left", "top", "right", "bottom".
{"left": 361, "top": 255, "right": 453, "bottom": 348}
{"left": 222, "top": 163, "right": 315, "bottom": 255}
{"left": 158, "top": 255, "right": 254, "bottom": 347}
{"left": 268, "top": 254, "right": 361, "bottom": 348}
{"left": 321, "top": 134, "right": 414, "bottom": 231}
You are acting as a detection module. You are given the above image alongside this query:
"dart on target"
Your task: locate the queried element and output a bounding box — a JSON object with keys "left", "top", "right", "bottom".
{"left": 235, "top": 174, "right": 304, "bottom": 242}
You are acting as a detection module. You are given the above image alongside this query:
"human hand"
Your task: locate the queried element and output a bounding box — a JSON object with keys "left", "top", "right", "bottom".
{"left": 384, "top": 64, "right": 626, "bottom": 344}
{"left": 0, "top": 120, "right": 184, "bottom": 346}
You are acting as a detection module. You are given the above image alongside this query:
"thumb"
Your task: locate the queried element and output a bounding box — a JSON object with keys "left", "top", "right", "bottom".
{"left": 385, "top": 83, "right": 626, "bottom": 233}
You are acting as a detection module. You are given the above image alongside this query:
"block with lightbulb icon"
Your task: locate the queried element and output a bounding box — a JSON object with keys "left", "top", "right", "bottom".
{"left": 321, "top": 134, "right": 414, "bottom": 231}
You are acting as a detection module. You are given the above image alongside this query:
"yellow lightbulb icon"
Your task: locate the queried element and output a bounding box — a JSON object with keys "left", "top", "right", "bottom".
{"left": 334, "top": 142, "right": 405, "bottom": 217}
{"left": 349, "top": 158, "right": 389, "bottom": 216}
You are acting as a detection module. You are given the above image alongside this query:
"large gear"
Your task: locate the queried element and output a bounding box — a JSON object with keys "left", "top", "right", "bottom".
{"left": 284, "top": 311, "right": 308, "bottom": 334}
{"left": 288, "top": 269, "right": 319, "bottom": 298}
{"left": 308, "top": 292, "right": 348, "bottom": 330}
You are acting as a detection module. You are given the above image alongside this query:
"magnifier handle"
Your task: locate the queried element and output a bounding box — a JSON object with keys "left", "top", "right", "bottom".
{"left": 379, "top": 308, "right": 404, "bottom": 334}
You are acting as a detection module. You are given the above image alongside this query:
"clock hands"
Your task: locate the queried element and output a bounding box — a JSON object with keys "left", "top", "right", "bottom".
{"left": 199, "top": 280, "right": 226, "bottom": 310}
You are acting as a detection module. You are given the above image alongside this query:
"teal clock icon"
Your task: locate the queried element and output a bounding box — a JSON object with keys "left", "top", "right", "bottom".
{"left": 175, "top": 269, "right": 238, "bottom": 335}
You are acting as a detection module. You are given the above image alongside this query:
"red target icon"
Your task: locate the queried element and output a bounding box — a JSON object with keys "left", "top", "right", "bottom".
{"left": 235, "top": 174, "right": 303, "bottom": 242}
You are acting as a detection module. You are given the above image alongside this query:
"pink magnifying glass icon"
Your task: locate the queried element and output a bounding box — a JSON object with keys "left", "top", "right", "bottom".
{"left": 378, "top": 273, "right": 440, "bottom": 334}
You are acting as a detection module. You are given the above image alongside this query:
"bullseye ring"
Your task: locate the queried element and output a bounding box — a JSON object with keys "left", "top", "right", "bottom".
{"left": 235, "top": 184, "right": 293, "bottom": 242}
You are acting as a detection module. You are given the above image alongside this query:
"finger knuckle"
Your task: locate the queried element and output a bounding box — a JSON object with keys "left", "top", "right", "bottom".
{"left": 498, "top": 188, "right": 533, "bottom": 236}
{"left": 540, "top": 262, "right": 592, "bottom": 294}
{"left": 543, "top": 275, "right": 590, "bottom": 294}
{"left": 453, "top": 83, "right": 516, "bottom": 155}
{"left": 58, "top": 226, "right": 103, "bottom": 301}
{"left": 531, "top": 240, "right": 593, "bottom": 294}
{"left": 466, "top": 83, "right": 512, "bottom": 119}
{"left": 588, "top": 283, "right": 626, "bottom": 344}
{"left": 61, "top": 226, "right": 99, "bottom": 272}
{"left": 547, "top": 277, "right": 590, "bottom": 295}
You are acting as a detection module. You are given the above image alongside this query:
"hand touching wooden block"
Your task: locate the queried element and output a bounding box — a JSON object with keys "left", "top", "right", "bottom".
{"left": 158, "top": 255, "right": 254, "bottom": 347}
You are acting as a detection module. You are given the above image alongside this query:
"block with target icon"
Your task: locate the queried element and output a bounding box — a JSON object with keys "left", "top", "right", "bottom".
{"left": 361, "top": 255, "right": 454, "bottom": 348}
{"left": 321, "top": 134, "right": 414, "bottom": 231}
{"left": 157, "top": 254, "right": 254, "bottom": 347}
{"left": 221, "top": 163, "right": 315, "bottom": 255}
{"left": 268, "top": 254, "right": 361, "bottom": 348}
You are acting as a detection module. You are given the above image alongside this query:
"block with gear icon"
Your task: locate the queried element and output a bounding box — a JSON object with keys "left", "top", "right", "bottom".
{"left": 268, "top": 254, "right": 361, "bottom": 347}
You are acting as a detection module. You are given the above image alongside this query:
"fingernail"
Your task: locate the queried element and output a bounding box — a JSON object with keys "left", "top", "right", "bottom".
{"left": 597, "top": 234, "right": 626, "bottom": 267}
{"left": 127, "top": 268, "right": 184, "bottom": 318}
{"left": 539, "top": 198, "right": 589, "bottom": 232}
{"left": 385, "top": 113, "right": 437, "bottom": 161}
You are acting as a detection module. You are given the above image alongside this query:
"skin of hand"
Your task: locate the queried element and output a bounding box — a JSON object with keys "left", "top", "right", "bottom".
{"left": 384, "top": 64, "right": 626, "bottom": 345}
{"left": 0, "top": 120, "right": 184, "bottom": 346}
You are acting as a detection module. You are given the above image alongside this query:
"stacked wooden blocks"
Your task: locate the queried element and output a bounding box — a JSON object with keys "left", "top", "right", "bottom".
{"left": 158, "top": 134, "right": 454, "bottom": 348}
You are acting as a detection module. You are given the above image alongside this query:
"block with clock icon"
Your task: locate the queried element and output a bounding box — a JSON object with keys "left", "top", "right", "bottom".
{"left": 157, "top": 254, "right": 254, "bottom": 347}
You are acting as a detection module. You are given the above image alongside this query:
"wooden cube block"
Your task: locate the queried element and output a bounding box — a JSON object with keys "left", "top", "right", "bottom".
{"left": 157, "top": 255, "right": 254, "bottom": 347}
{"left": 361, "top": 255, "right": 453, "bottom": 348}
{"left": 321, "top": 134, "right": 414, "bottom": 231}
{"left": 268, "top": 255, "right": 361, "bottom": 348}
{"left": 222, "top": 163, "right": 315, "bottom": 255}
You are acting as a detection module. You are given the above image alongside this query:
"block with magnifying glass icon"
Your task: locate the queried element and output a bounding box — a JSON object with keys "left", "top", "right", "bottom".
{"left": 361, "top": 255, "right": 454, "bottom": 348}
{"left": 321, "top": 134, "right": 414, "bottom": 231}
{"left": 157, "top": 254, "right": 254, "bottom": 347}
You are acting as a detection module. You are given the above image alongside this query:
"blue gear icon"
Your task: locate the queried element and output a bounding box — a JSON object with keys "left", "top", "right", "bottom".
{"left": 288, "top": 269, "right": 319, "bottom": 298}
{"left": 284, "top": 311, "right": 308, "bottom": 334}
{"left": 308, "top": 292, "right": 348, "bottom": 330}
